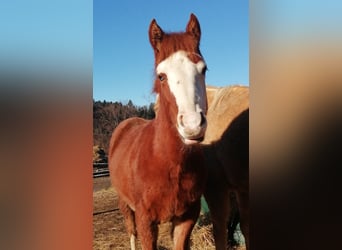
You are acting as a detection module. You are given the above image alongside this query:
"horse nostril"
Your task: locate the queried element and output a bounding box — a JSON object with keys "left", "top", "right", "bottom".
{"left": 179, "top": 114, "right": 184, "bottom": 127}
{"left": 200, "top": 112, "right": 206, "bottom": 126}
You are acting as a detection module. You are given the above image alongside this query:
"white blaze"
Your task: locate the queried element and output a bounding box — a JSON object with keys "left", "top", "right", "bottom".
{"left": 156, "top": 51, "right": 207, "bottom": 115}
{"left": 156, "top": 51, "right": 207, "bottom": 142}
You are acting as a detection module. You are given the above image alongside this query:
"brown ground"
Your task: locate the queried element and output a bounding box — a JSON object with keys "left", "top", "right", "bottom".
{"left": 93, "top": 176, "right": 245, "bottom": 250}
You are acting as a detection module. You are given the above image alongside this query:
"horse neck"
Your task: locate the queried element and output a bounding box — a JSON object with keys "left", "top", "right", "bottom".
{"left": 152, "top": 95, "right": 184, "bottom": 157}
{"left": 151, "top": 95, "right": 204, "bottom": 176}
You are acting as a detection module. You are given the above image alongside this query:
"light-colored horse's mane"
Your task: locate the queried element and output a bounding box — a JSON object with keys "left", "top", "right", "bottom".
{"left": 203, "top": 85, "right": 249, "bottom": 144}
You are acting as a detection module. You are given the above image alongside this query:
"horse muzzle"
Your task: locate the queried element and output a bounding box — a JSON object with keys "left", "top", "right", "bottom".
{"left": 177, "top": 111, "right": 207, "bottom": 145}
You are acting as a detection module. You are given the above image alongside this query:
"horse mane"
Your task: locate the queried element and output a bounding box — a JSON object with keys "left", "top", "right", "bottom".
{"left": 202, "top": 85, "right": 249, "bottom": 144}
{"left": 206, "top": 85, "right": 248, "bottom": 110}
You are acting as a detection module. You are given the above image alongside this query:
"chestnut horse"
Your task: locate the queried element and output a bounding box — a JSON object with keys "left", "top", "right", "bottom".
{"left": 202, "top": 85, "right": 249, "bottom": 250}
{"left": 109, "top": 14, "right": 208, "bottom": 250}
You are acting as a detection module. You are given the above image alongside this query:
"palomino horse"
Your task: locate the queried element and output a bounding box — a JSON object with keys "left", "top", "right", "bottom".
{"left": 109, "top": 14, "right": 208, "bottom": 250}
{"left": 202, "top": 85, "right": 249, "bottom": 250}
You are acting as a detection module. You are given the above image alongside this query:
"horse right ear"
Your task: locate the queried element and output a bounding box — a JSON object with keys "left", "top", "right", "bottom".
{"left": 149, "top": 19, "right": 164, "bottom": 52}
{"left": 186, "top": 13, "right": 201, "bottom": 46}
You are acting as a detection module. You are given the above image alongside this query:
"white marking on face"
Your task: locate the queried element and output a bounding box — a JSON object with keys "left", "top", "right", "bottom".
{"left": 156, "top": 50, "right": 207, "bottom": 142}
{"left": 156, "top": 51, "right": 207, "bottom": 115}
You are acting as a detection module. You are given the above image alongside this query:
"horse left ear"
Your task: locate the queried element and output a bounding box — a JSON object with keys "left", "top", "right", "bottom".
{"left": 186, "top": 13, "right": 201, "bottom": 43}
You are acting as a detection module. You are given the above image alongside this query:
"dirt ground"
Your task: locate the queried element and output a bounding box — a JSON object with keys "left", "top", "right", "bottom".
{"left": 93, "top": 176, "right": 245, "bottom": 250}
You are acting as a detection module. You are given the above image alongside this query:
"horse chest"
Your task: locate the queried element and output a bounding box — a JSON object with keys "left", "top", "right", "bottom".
{"left": 140, "top": 163, "right": 203, "bottom": 221}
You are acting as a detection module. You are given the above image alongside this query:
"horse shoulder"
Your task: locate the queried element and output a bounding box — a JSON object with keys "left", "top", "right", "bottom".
{"left": 109, "top": 117, "right": 148, "bottom": 157}
{"left": 109, "top": 117, "right": 151, "bottom": 208}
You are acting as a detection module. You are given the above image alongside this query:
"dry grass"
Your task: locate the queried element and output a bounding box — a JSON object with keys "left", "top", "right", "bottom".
{"left": 93, "top": 177, "right": 245, "bottom": 250}
{"left": 191, "top": 223, "right": 215, "bottom": 250}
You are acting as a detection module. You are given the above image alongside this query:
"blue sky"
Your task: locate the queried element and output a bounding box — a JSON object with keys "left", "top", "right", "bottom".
{"left": 93, "top": 0, "right": 249, "bottom": 106}
{"left": 1, "top": 0, "right": 92, "bottom": 76}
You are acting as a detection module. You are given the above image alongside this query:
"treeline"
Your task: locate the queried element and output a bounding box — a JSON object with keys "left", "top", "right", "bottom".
{"left": 93, "top": 100, "right": 155, "bottom": 155}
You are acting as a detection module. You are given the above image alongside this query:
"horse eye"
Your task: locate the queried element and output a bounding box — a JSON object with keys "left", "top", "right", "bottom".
{"left": 158, "top": 74, "right": 166, "bottom": 81}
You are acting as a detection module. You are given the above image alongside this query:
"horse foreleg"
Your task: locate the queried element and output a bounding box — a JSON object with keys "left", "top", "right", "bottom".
{"left": 236, "top": 191, "right": 249, "bottom": 249}
{"left": 227, "top": 192, "right": 240, "bottom": 247}
{"left": 130, "top": 234, "right": 137, "bottom": 250}
{"left": 204, "top": 189, "right": 230, "bottom": 250}
{"left": 135, "top": 209, "right": 158, "bottom": 250}
{"left": 119, "top": 199, "right": 137, "bottom": 250}
{"left": 172, "top": 201, "right": 201, "bottom": 250}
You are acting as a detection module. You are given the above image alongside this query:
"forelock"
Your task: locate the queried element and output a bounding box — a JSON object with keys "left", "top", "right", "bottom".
{"left": 154, "top": 32, "right": 201, "bottom": 65}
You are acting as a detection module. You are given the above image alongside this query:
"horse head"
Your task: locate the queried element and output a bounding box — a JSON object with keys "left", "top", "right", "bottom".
{"left": 149, "top": 14, "right": 208, "bottom": 145}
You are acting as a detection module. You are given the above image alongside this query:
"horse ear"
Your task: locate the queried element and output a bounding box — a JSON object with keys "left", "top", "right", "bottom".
{"left": 149, "top": 19, "right": 164, "bottom": 52}
{"left": 186, "top": 13, "right": 201, "bottom": 43}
